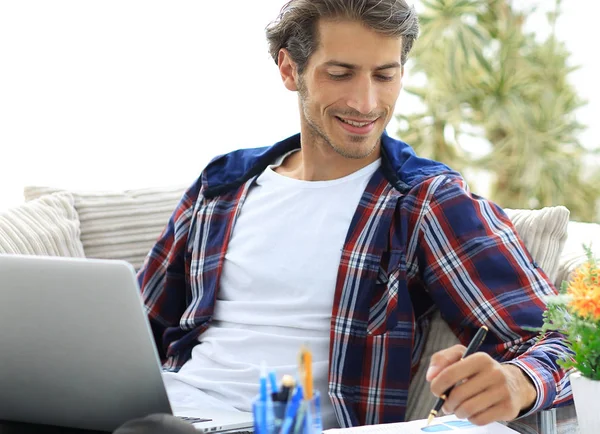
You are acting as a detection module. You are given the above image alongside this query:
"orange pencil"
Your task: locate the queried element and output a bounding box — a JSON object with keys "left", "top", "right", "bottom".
{"left": 301, "top": 346, "right": 313, "bottom": 400}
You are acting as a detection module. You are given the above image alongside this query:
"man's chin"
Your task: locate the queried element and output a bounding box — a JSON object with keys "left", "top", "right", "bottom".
{"left": 329, "top": 140, "right": 379, "bottom": 160}
{"left": 330, "top": 134, "right": 380, "bottom": 159}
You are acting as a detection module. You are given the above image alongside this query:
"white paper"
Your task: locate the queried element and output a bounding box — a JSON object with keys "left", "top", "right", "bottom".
{"left": 324, "top": 415, "right": 519, "bottom": 434}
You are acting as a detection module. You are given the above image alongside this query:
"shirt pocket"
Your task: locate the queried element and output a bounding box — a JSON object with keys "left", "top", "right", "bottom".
{"left": 366, "top": 250, "right": 404, "bottom": 336}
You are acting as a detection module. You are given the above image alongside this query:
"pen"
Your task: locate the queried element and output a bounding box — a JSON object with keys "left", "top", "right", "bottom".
{"left": 279, "top": 385, "right": 304, "bottom": 434}
{"left": 312, "top": 390, "right": 322, "bottom": 433}
{"left": 277, "top": 374, "right": 295, "bottom": 402}
{"left": 269, "top": 369, "right": 279, "bottom": 401}
{"left": 426, "top": 325, "right": 488, "bottom": 426}
{"left": 292, "top": 401, "right": 308, "bottom": 434}
{"left": 258, "top": 362, "right": 274, "bottom": 434}
{"left": 260, "top": 362, "right": 268, "bottom": 402}
{"left": 300, "top": 346, "right": 313, "bottom": 400}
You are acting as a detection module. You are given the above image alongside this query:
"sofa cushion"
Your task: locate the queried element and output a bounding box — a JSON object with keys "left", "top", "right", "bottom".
{"left": 405, "top": 205, "right": 570, "bottom": 421}
{"left": 0, "top": 192, "right": 85, "bottom": 257}
{"left": 24, "top": 185, "right": 187, "bottom": 269}
{"left": 555, "top": 220, "right": 600, "bottom": 289}
{"left": 503, "top": 206, "right": 570, "bottom": 286}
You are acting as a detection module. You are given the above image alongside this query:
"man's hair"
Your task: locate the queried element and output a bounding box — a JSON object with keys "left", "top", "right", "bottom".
{"left": 265, "top": 0, "right": 419, "bottom": 75}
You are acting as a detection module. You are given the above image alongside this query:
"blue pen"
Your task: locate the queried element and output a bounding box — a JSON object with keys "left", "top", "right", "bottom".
{"left": 312, "top": 393, "right": 322, "bottom": 434}
{"left": 260, "top": 362, "right": 268, "bottom": 401}
{"left": 258, "top": 362, "right": 274, "bottom": 434}
{"left": 279, "top": 385, "right": 304, "bottom": 434}
{"left": 269, "top": 369, "right": 279, "bottom": 398}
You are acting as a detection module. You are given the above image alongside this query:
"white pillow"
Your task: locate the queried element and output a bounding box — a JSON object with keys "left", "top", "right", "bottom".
{"left": 0, "top": 192, "right": 85, "bottom": 257}
{"left": 503, "top": 206, "right": 570, "bottom": 285}
{"left": 555, "top": 220, "right": 600, "bottom": 288}
{"left": 24, "top": 185, "right": 187, "bottom": 269}
{"left": 406, "top": 205, "right": 570, "bottom": 421}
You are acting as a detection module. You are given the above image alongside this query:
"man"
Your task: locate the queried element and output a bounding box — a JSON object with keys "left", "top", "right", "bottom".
{"left": 137, "top": 0, "right": 572, "bottom": 429}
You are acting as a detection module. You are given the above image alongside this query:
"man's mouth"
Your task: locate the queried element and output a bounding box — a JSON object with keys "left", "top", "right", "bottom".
{"left": 336, "top": 117, "right": 376, "bottom": 127}
{"left": 335, "top": 116, "right": 378, "bottom": 134}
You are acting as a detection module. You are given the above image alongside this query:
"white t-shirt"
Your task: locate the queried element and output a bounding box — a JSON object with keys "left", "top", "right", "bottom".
{"left": 163, "top": 153, "right": 381, "bottom": 429}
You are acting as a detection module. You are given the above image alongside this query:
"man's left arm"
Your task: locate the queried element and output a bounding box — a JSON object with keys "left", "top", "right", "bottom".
{"left": 412, "top": 175, "right": 573, "bottom": 424}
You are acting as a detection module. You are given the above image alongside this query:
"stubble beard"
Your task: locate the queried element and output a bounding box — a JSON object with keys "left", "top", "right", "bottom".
{"left": 297, "top": 78, "right": 380, "bottom": 160}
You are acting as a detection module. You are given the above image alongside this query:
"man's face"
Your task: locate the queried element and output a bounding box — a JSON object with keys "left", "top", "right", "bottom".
{"left": 292, "top": 20, "right": 404, "bottom": 160}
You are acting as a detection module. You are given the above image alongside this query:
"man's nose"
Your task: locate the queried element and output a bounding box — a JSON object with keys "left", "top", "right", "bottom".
{"left": 347, "top": 77, "right": 378, "bottom": 115}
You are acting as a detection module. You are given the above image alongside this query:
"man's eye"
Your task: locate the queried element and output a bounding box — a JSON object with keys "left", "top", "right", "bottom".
{"left": 376, "top": 75, "right": 394, "bottom": 82}
{"left": 328, "top": 73, "right": 351, "bottom": 80}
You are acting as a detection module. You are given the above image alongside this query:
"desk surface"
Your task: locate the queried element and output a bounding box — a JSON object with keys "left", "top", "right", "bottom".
{"left": 508, "top": 406, "right": 578, "bottom": 434}
{"left": 0, "top": 406, "right": 579, "bottom": 434}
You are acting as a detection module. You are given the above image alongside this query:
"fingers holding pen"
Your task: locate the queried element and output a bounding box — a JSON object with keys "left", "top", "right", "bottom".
{"left": 425, "top": 326, "right": 493, "bottom": 427}
{"left": 426, "top": 344, "right": 466, "bottom": 382}
{"left": 427, "top": 350, "right": 527, "bottom": 425}
{"left": 437, "top": 367, "right": 498, "bottom": 414}
{"left": 428, "top": 351, "right": 492, "bottom": 398}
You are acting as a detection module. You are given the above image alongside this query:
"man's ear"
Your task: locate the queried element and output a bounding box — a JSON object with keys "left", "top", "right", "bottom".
{"left": 278, "top": 49, "right": 299, "bottom": 92}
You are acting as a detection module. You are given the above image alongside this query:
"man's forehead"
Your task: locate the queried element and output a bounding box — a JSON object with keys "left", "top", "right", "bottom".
{"left": 311, "top": 19, "right": 403, "bottom": 68}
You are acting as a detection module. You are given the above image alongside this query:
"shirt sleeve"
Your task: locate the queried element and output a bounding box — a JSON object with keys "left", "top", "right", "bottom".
{"left": 413, "top": 175, "right": 573, "bottom": 415}
{"left": 137, "top": 176, "right": 203, "bottom": 366}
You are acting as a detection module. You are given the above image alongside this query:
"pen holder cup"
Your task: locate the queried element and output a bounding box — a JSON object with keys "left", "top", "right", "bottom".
{"left": 252, "top": 391, "right": 322, "bottom": 434}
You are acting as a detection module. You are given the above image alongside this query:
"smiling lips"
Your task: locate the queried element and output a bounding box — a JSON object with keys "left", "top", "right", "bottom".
{"left": 336, "top": 116, "right": 377, "bottom": 135}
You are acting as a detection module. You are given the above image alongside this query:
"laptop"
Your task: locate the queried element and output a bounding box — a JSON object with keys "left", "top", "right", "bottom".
{"left": 0, "top": 254, "right": 254, "bottom": 433}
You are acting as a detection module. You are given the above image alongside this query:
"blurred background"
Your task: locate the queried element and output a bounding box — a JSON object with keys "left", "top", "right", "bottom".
{"left": 1, "top": 0, "right": 598, "bottom": 221}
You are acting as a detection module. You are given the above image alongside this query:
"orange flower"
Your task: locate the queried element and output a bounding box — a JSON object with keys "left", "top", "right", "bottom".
{"left": 566, "top": 262, "right": 600, "bottom": 320}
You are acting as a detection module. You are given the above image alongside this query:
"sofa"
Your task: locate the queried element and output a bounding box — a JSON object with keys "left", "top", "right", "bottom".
{"left": 1, "top": 184, "right": 598, "bottom": 421}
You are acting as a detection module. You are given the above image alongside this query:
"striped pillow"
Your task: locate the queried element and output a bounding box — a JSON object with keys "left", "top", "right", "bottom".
{"left": 24, "top": 185, "right": 187, "bottom": 269}
{"left": 504, "top": 206, "right": 570, "bottom": 286}
{"left": 0, "top": 192, "right": 85, "bottom": 257}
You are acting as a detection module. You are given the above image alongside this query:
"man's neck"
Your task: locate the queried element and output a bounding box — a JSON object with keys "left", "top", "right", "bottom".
{"left": 275, "top": 135, "right": 381, "bottom": 181}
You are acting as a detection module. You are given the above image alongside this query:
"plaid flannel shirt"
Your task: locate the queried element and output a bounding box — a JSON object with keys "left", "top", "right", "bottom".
{"left": 138, "top": 133, "right": 573, "bottom": 427}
